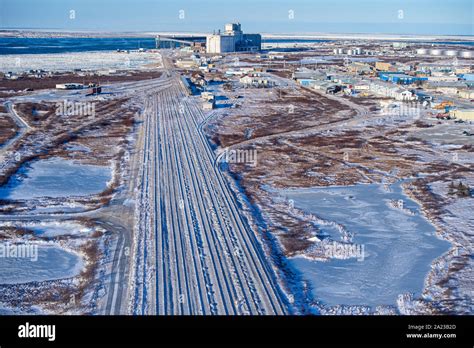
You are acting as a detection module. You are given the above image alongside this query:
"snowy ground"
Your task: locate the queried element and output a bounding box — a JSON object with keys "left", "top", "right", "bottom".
{"left": 413, "top": 122, "right": 474, "bottom": 146}
{"left": 204, "top": 61, "right": 473, "bottom": 314}
{"left": 0, "top": 54, "right": 166, "bottom": 314}
{"left": 29, "top": 221, "right": 95, "bottom": 238}
{"left": 0, "top": 50, "right": 162, "bottom": 73}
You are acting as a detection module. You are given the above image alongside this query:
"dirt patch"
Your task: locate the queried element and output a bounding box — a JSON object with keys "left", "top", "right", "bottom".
{"left": 208, "top": 83, "right": 354, "bottom": 148}
{"left": 0, "top": 114, "right": 18, "bottom": 145}
{"left": 0, "top": 71, "right": 162, "bottom": 92}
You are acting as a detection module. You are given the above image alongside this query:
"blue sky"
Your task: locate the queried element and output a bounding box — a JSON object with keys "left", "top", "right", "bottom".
{"left": 1, "top": 0, "right": 472, "bottom": 35}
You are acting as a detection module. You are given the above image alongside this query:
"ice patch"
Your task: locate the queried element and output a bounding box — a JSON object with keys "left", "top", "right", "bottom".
{"left": 280, "top": 181, "right": 451, "bottom": 307}
{"left": 0, "top": 157, "right": 111, "bottom": 200}
{"left": 0, "top": 244, "right": 83, "bottom": 284}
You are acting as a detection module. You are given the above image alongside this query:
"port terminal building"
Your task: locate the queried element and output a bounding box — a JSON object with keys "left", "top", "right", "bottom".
{"left": 156, "top": 23, "right": 261, "bottom": 54}
{"left": 206, "top": 23, "right": 261, "bottom": 54}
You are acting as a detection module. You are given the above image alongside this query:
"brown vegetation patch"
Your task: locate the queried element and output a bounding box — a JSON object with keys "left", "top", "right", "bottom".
{"left": 0, "top": 114, "right": 18, "bottom": 145}
{"left": 0, "top": 71, "right": 162, "bottom": 92}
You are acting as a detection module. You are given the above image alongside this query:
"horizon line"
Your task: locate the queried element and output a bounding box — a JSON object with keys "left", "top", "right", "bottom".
{"left": 1, "top": 28, "right": 473, "bottom": 40}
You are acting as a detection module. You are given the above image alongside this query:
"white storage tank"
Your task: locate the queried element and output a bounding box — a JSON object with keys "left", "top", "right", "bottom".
{"left": 460, "top": 51, "right": 472, "bottom": 58}
{"left": 429, "top": 49, "right": 442, "bottom": 56}
{"left": 416, "top": 48, "right": 428, "bottom": 55}
{"left": 444, "top": 50, "right": 458, "bottom": 57}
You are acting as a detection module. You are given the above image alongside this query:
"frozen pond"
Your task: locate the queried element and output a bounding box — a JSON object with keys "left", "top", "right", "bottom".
{"left": 0, "top": 157, "right": 111, "bottom": 200}
{"left": 280, "top": 182, "right": 451, "bottom": 307}
{"left": 0, "top": 244, "right": 83, "bottom": 284}
{"left": 31, "top": 222, "right": 93, "bottom": 238}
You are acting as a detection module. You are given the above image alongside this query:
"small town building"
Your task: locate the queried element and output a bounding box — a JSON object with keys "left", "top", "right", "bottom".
{"left": 450, "top": 109, "right": 474, "bottom": 121}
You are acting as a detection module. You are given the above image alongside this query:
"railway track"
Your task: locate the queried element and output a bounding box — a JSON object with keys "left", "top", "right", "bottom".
{"left": 128, "top": 71, "right": 289, "bottom": 315}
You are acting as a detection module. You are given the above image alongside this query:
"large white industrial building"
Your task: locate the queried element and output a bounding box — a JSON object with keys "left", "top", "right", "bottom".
{"left": 206, "top": 23, "right": 261, "bottom": 54}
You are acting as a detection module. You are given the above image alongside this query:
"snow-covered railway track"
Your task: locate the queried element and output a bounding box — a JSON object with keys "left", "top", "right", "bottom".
{"left": 128, "top": 73, "right": 289, "bottom": 315}
{"left": 182, "top": 96, "right": 289, "bottom": 314}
